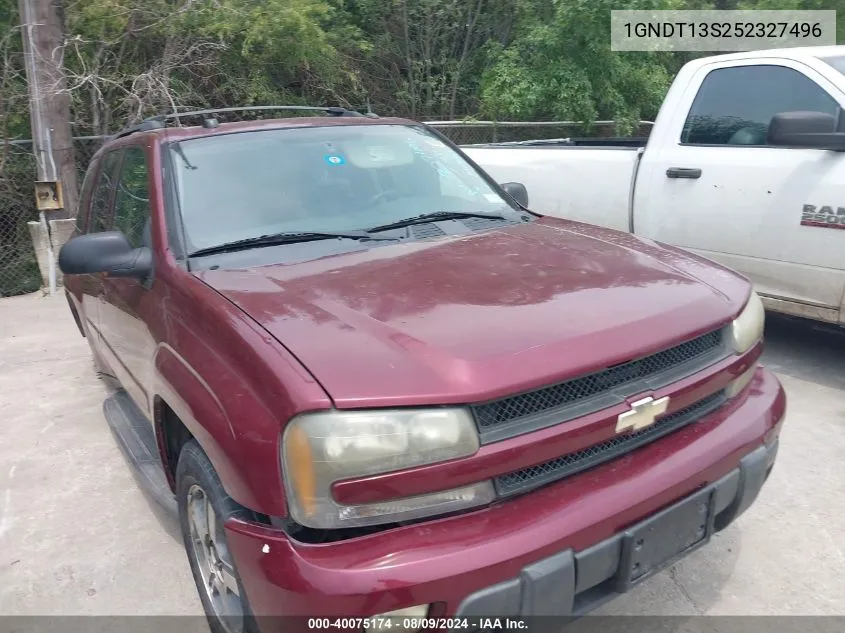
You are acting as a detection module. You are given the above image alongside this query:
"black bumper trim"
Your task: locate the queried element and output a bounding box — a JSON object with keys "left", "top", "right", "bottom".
{"left": 454, "top": 442, "right": 777, "bottom": 619}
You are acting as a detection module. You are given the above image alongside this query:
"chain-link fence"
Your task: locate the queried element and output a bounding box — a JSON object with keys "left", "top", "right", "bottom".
{"left": 0, "top": 142, "right": 40, "bottom": 297}
{"left": 0, "top": 119, "right": 650, "bottom": 298}
{"left": 0, "top": 136, "right": 106, "bottom": 297}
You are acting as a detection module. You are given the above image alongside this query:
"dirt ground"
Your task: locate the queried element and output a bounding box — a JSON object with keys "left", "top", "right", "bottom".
{"left": 1, "top": 291, "right": 843, "bottom": 617}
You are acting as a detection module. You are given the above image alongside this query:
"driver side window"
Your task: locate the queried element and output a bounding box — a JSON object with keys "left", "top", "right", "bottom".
{"left": 681, "top": 65, "right": 840, "bottom": 146}
{"left": 113, "top": 147, "right": 152, "bottom": 248}
{"left": 86, "top": 150, "right": 123, "bottom": 234}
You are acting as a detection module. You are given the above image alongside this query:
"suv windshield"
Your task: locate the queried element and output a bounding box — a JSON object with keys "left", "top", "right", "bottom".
{"left": 169, "top": 124, "right": 519, "bottom": 253}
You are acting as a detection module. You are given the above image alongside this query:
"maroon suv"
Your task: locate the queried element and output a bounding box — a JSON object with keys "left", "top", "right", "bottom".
{"left": 59, "top": 106, "right": 785, "bottom": 633}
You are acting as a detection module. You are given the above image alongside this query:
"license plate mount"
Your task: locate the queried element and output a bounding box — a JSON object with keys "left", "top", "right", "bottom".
{"left": 616, "top": 487, "right": 716, "bottom": 592}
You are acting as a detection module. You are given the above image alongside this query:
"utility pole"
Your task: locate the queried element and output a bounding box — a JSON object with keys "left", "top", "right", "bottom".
{"left": 18, "top": 0, "right": 78, "bottom": 294}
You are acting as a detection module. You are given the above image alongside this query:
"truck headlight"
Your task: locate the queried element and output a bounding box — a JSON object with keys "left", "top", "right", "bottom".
{"left": 729, "top": 290, "right": 765, "bottom": 354}
{"left": 281, "top": 408, "right": 492, "bottom": 529}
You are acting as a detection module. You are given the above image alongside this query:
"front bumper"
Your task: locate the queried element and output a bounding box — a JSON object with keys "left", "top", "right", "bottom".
{"left": 456, "top": 439, "right": 778, "bottom": 618}
{"left": 224, "top": 367, "right": 785, "bottom": 624}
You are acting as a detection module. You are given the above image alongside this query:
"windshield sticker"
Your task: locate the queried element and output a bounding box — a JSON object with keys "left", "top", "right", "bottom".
{"left": 324, "top": 154, "right": 346, "bottom": 166}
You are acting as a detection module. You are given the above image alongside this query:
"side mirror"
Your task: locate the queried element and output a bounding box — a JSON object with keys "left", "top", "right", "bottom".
{"left": 58, "top": 231, "right": 152, "bottom": 279}
{"left": 500, "top": 182, "right": 529, "bottom": 208}
{"left": 768, "top": 111, "right": 845, "bottom": 150}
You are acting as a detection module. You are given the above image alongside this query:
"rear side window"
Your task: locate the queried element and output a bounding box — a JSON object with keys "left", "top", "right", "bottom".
{"left": 681, "top": 65, "right": 839, "bottom": 146}
{"left": 86, "top": 150, "right": 123, "bottom": 233}
{"left": 113, "top": 147, "right": 152, "bottom": 248}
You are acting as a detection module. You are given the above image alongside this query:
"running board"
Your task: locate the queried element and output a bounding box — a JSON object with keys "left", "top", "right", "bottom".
{"left": 103, "top": 391, "right": 178, "bottom": 517}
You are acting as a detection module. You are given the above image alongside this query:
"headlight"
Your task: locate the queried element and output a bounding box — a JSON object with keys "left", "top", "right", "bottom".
{"left": 729, "top": 290, "right": 765, "bottom": 354}
{"left": 281, "top": 408, "right": 492, "bottom": 529}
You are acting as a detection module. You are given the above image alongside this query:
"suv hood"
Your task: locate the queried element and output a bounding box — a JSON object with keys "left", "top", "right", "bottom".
{"left": 195, "top": 218, "right": 749, "bottom": 407}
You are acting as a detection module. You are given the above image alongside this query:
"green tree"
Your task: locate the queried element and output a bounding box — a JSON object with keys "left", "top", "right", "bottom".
{"left": 343, "top": 0, "right": 523, "bottom": 118}
{"left": 480, "top": 0, "right": 679, "bottom": 132}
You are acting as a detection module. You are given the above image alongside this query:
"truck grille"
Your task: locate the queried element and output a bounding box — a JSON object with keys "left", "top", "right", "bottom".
{"left": 494, "top": 389, "right": 727, "bottom": 498}
{"left": 471, "top": 328, "right": 727, "bottom": 443}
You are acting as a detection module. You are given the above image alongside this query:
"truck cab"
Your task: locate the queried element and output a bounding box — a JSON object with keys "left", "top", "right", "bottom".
{"left": 636, "top": 46, "right": 845, "bottom": 325}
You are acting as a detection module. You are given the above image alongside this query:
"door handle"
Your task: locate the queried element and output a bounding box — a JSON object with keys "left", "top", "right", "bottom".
{"left": 666, "top": 167, "right": 702, "bottom": 179}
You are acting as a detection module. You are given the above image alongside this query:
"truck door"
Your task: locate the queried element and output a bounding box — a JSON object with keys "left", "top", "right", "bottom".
{"left": 634, "top": 58, "right": 845, "bottom": 324}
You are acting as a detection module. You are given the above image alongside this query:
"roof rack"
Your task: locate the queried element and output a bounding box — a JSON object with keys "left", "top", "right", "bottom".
{"left": 112, "top": 105, "right": 368, "bottom": 140}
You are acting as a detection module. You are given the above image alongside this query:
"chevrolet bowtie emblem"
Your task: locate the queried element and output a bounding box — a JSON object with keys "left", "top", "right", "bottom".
{"left": 615, "top": 396, "right": 670, "bottom": 434}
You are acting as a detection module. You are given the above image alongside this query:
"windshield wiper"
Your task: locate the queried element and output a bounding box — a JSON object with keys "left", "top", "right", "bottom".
{"left": 364, "top": 211, "right": 510, "bottom": 233}
{"left": 189, "top": 230, "right": 396, "bottom": 257}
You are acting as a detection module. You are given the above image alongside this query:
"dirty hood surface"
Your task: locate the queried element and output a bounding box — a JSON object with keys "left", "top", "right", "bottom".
{"left": 194, "top": 218, "right": 748, "bottom": 407}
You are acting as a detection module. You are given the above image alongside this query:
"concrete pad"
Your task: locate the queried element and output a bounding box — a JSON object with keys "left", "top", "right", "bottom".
{"left": 0, "top": 292, "right": 201, "bottom": 615}
{"left": 0, "top": 294, "right": 843, "bottom": 617}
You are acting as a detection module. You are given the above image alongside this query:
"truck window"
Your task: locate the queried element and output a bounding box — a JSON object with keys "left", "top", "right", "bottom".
{"left": 681, "top": 65, "right": 840, "bottom": 146}
{"left": 112, "top": 147, "right": 152, "bottom": 248}
{"left": 86, "top": 150, "right": 123, "bottom": 234}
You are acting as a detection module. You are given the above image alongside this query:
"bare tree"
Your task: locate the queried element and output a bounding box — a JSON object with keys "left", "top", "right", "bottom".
{"left": 63, "top": 32, "right": 225, "bottom": 135}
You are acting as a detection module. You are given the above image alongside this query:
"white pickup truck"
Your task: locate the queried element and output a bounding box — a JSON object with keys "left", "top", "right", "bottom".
{"left": 463, "top": 45, "right": 845, "bottom": 326}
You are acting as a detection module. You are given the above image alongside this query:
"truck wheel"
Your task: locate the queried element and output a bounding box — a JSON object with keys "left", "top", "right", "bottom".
{"left": 176, "top": 440, "right": 258, "bottom": 633}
